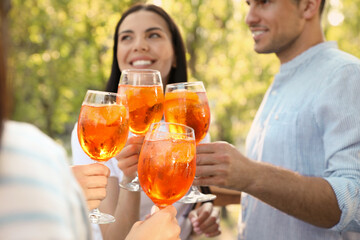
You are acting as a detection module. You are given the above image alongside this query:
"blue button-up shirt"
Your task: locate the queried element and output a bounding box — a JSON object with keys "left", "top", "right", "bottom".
{"left": 240, "top": 42, "right": 360, "bottom": 240}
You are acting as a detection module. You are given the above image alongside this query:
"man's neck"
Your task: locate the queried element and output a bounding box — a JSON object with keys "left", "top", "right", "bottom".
{"left": 277, "top": 20, "right": 325, "bottom": 64}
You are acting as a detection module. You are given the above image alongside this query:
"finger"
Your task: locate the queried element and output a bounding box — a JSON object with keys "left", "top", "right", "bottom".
{"left": 81, "top": 175, "right": 108, "bottom": 188}
{"left": 195, "top": 164, "right": 225, "bottom": 178}
{"left": 204, "top": 229, "right": 222, "bottom": 238}
{"left": 132, "top": 221, "right": 142, "bottom": 228}
{"left": 116, "top": 143, "right": 142, "bottom": 159}
{"left": 87, "top": 200, "right": 101, "bottom": 210}
{"left": 151, "top": 205, "right": 160, "bottom": 215}
{"left": 162, "top": 205, "right": 177, "bottom": 218}
{"left": 197, "top": 207, "right": 220, "bottom": 232}
{"left": 87, "top": 163, "right": 110, "bottom": 176}
{"left": 188, "top": 209, "right": 198, "bottom": 223}
{"left": 120, "top": 136, "right": 144, "bottom": 157}
{"left": 117, "top": 154, "right": 138, "bottom": 178}
{"left": 117, "top": 154, "right": 139, "bottom": 170}
{"left": 196, "top": 151, "right": 229, "bottom": 166}
{"left": 76, "top": 163, "right": 110, "bottom": 177}
{"left": 75, "top": 172, "right": 108, "bottom": 189}
{"left": 195, "top": 159, "right": 230, "bottom": 179}
{"left": 202, "top": 224, "right": 221, "bottom": 236}
{"left": 127, "top": 135, "right": 145, "bottom": 145}
{"left": 121, "top": 164, "right": 138, "bottom": 178}
{"left": 193, "top": 175, "right": 227, "bottom": 187}
{"left": 196, "top": 142, "right": 218, "bottom": 154}
{"left": 194, "top": 203, "right": 212, "bottom": 224}
{"left": 83, "top": 187, "right": 107, "bottom": 201}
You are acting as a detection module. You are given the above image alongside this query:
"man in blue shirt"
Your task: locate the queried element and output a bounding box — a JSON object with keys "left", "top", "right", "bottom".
{"left": 194, "top": 0, "right": 360, "bottom": 239}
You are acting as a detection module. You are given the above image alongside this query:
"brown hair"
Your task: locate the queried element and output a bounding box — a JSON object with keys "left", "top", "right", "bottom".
{"left": 0, "top": 1, "right": 10, "bottom": 138}
{"left": 319, "top": 0, "right": 326, "bottom": 14}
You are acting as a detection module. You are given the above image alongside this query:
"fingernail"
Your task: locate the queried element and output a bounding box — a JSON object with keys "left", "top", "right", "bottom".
{"left": 150, "top": 205, "right": 159, "bottom": 215}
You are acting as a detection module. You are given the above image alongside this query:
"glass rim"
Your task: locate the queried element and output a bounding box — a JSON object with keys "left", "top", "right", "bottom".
{"left": 86, "top": 89, "right": 122, "bottom": 96}
{"left": 83, "top": 90, "right": 127, "bottom": 106}
{"left": 119, "top": 69, "right": 163, "bottom": 86}
{"left": 165, "top": 81, "right": 204, "bottom": 88}
{"left": 165, "top": 81, "right": 205, "bottom": 92}
{"left": 121, "top": 69, "right": 161, "bottom": 74}
{"left": 149, "top": 122, "right": 195, "bottom": 136}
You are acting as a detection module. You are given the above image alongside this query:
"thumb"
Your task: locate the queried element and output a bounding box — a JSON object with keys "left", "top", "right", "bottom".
{"left": 188, "top": 208, "right": 198, "bottom": 222}
{"left": 144, "top": 205, "right": 160, "bottom": 220}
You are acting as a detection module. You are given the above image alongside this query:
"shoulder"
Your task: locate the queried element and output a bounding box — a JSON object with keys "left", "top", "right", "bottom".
{"left": 1, "top": 121, "right": 69, "bottom": 173}
{"left": 0, "top": 121, "right": 91, "bottom": 239}
{"left": 311, "top": 43, "right": 360, "bottom": 88}
{"left": 320, "top": 43, "right": 360, "bottom": 69}
{"left": 3, "top": 121, "right": 66, "bottom": 153}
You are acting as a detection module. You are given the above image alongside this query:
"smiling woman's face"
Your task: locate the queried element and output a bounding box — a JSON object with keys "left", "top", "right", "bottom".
{"left": 117, "top": 10, "right": 176, "bottom": 85}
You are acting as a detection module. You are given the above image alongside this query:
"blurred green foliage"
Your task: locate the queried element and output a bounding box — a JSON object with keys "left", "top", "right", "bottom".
{"left": 7, "top": 0, "right": 360, "bottom": 153}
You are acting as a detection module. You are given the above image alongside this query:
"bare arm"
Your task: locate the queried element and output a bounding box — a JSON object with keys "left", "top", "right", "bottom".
{"left": 99, "top": 177, "right": 140, "bottom": 240}
{"left": 100, "top": 135, "right": 144, "bottom": 239}
{"left": 210, "top": 186, "right": 241, "bottom": 206}
{"left": 245, "top": 161, "right": 341, "bottom": 228}
{"left": 194, "top": 142, "right": 341, "bottom": 228}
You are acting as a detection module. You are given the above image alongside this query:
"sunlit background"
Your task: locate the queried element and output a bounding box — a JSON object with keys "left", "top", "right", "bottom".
{"left": 6, "top": 0, "right": 360, "bottom": 239}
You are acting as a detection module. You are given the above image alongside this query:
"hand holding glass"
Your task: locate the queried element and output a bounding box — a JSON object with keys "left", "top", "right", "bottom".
{"left": 164, "top": 81, "right": 216, "bottom": 203}
{"left": 77, "top": 90, "right": 129, "bottom": 224}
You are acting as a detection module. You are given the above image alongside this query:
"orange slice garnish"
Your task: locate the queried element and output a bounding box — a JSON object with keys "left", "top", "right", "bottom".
{"left": 170, "top": 139, "right": 196, "bottom": 163}
{"left": 99, "top": 104, "right": 127, "bottom": 125}
{"left": 165, "top": 90, "right": 199, "bottom": 103}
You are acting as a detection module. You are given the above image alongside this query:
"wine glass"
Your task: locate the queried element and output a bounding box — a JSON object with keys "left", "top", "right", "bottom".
{"left": 138, "top": 122, "right": 196, "bottom": 208}
{"left": 164, "top": 81, "right": 217, "bottom": 203}
{"left": 118, "top": 69, "right": 164, "bottom": 192}
{"left": 77, "top": 90, "right": 129, "bottom": 224}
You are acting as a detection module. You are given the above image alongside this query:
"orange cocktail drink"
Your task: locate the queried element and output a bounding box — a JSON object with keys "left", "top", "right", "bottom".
{"left": 164, "top": 82, "right": 216, "bottom": 204}
{"left": 78, "top": 103, "right": 129, "bottom": 161}
{"left": 164, "top": 83, "right": 210, "bottom": 144}
{"left": 118, "top": 69, "right": 164, "bottom": 136}
{"left": 118, "top": 84, "right": 163, "bottom": 135}
{"left": 138, "top": 122, "right": 196, "bottom": 208}
{"left": 77, "top": 90, "right": 129, "bottom": 224}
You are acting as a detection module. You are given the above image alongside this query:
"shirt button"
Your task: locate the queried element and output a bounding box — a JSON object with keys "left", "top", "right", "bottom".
{"left": 274, "top": 115, "right": 279, "bottom": 120}
{"left": 271, "top": 91, "right": 277, "bottom": 96}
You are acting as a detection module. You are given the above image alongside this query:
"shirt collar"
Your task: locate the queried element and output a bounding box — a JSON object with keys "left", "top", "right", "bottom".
{"left": 279, "top": 41, "right": 338, "bottom": 73}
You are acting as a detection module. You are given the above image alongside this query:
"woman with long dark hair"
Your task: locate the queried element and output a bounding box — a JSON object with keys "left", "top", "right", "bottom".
{"left": 71, "top": 4, "right": 221, "bottom": 240}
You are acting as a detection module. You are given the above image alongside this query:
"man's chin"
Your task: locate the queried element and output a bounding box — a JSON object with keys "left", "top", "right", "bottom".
{"left": 254, "top": 45, "right": 274, "bottom": 54}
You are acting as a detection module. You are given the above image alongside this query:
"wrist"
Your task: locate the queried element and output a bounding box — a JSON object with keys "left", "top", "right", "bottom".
{"left": 241, "top": 159, "right": 262, "bottom": 193}
{"left": 121, "top": 175, "right": 134, "bottom": 184}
